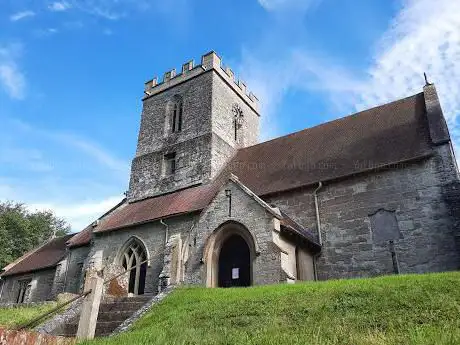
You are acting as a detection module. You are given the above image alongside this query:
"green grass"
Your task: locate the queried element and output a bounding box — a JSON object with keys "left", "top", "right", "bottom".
{"left": 81, "top": 272, "right": 460, "bottom": 344}
{"left": 0, "top": 302, "right": 57, "bottom": 328}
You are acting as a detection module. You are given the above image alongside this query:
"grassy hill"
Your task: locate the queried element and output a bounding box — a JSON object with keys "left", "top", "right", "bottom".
{"left": 0, "top": 302, "right": 57, "bottom": 328}
{"left": 78, "top": 272, "right": 460, "bottom": 345}
{"left": 0, "top": 272, "right": 456, "bottom": 344}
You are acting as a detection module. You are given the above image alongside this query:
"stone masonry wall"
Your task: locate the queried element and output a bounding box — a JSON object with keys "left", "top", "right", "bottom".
{"left": 136, "top": 72, "right": 213, "bottom": 157}
{"left": 266, "top": 144, "right": 460, "bottom": 279}
{"left": 87, "top": 214, "right": 197, "bottom": 295}
{"left": 211, "top": 134, "right": 236, "bottom": 177}
{"left": 0, "top": 269, "right": 56, "bottom": 303}
{"left": 129, "top": 133, "right": 212, "bottom": 200}
{"left": 0, "top": 327, "right": 75, "bottom": 345}
{"left": 65, "top": 246, "right": 90, "bottom": 294}
{"left": 186, "top": 180, "right": 282, "bottom": 286}
{"left": 210, "top": 71, "right": 259, "bottom": 177}
{"left": 129, "top": 72, "right": 214, "bottom": 201}
{"left": 50, "top": 259, "right": 67, "bottom": 299}
{"left": 130, "top": 59, "right": 260, "bottom": 202}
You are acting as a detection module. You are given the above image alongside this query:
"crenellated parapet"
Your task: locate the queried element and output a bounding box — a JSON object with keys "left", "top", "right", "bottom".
{"left": 143, "top": 51, "right": 259, "bottom": 113}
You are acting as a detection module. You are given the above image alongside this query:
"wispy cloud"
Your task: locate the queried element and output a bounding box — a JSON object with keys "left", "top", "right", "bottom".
{"left": 48, "top": 1, "right": 71, "bottom": 12}
{"left": 243, "top": 0, "right": 460, "bottom": 155}
{"left": 62, "top": 0, "right": 130, "bottom": 20}
{"left": 33, "top": 28, "right": 59, "bottom": 38}
{"left": 0, "top": 147, "right": 53, "bottom": 173}
{"left": 10, "top": 11, "right": 36, "bottom": 22}
{"left": 258, "top": 0, "right": 320, "bottom": 12}
{"left": 0, "top": 43, "right": 26, "bottom": 100}
{"left": 9, "top": 118, "right": 129, "bottom": 177}
{"left": 29, "top": 196, "right": 122, "bottom": 232}
{"left": 355, "top": 0, "right": 460, "bottom": 120}
{"left": 0, "top": 118, "right": 129, "bottom": 231}
{"left": 55, "top": 133, "right": 129, "bottom": 175}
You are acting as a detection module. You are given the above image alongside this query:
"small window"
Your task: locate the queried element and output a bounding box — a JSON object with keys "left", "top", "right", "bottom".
{"left": 16, "top": 279, "right": 31, "bottom": 304}
{"left": 164, "top": 152, "right": 177, "bottom": 175}
{"left": 172, "top": 100, "right": 183, "bottom": 133}
{"left": 75, "top": 263, "right": 84, "bottom": 292}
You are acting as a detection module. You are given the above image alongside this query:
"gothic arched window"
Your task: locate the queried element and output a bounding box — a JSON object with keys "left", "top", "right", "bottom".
{"left": 167, "top": 95, "right": 183, "bottom": 134}
{"left": 120, "top": 237, "right": 148, "bottom": 295}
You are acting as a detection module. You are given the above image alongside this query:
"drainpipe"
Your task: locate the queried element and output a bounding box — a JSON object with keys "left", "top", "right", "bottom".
{"left": 160, "top": 219, "right": 169, "bottom": 244}
{"left": 313, "top": 182, "right": 323, "bottom": 281}
{"left": 159, "top": 219, "right": 170, "bottom": 291}
{"left": 314, "top": 182, "right": 323, "bottom": 246}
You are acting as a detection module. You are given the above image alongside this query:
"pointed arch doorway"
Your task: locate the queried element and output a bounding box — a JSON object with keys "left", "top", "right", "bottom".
{"left": 120, "top": 237, "right": 148, "bottom": 295}
{"left": 204, "top": 221, "right": 257, "bottom": 288}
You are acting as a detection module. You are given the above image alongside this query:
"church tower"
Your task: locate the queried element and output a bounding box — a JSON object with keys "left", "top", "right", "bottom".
{"left": 128, "top": 51, "right": 260, "bottom": 201}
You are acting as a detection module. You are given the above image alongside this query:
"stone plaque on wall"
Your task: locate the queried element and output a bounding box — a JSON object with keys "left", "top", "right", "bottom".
{"left": 370, "top": 209, "right": 403, "bottom": 243}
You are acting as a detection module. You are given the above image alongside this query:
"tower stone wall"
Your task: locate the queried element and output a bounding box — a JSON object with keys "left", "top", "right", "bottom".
{"left": 128, "top": 52, "right": 260, "bottom": 201}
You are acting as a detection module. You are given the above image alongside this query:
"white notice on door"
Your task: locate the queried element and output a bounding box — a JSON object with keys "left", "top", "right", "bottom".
{"left": 232, "top": 268, "right": 239, "bottom": 279}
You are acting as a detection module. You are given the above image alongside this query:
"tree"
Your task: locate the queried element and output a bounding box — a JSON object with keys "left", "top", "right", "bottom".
{"left": 0, "top": 201, "right": 71, "bottom": 270}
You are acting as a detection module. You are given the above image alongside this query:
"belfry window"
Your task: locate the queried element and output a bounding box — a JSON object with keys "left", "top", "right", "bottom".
{"left": 171, "top": 99, "right": 183, "bottom": 133}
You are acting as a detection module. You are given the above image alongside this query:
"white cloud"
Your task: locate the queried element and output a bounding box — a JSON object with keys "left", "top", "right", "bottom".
{"left": 9, "top": 118, "right": 129, "bottom": 177}
{"left": 29, "top": 196, "right": 122, "bottom": 232}
{"left": 354, "top": 0, "right": 460, "bottom": 164}
{"left": 55, "top": 133, "right": 129, "bottom": 176}
{"left": 0, "top": 118, "right": 129, "bottom": 231}
{"left": 10, "top": 11, "right": 35, "bottom": 22}
{"left": 34, "top": 28, "right": 59, "bottom": 37}
{"left": 0, "top": 44, "right": 26, "bottom": 100}
{"left": 243, "top": 0, "right": 460, "bottom": 155}
{"left": 258, "top": 0, "right": 320, "bottom": 12}
{"left": 0, "top": 147, "right": 53, "bottom": 172}
{"left": 63, "top": 0, "right": 128, "bottom": 20}
{"left": 355, "top": 0, "right": 460, "bottom": 120}
{"left": 0, "top": 65, "right": 26, "bottom": 100}
{"left": 48, "top": 1, "right": 71, "bottom": 12}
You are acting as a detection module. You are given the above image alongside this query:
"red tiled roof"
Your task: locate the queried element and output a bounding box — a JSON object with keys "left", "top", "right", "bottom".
{"left": 229, "top": 93, "right": 433, "bottom": 196}
{"left": 67, "top": 225, "right": 93, "bottom": 248}
{"left": 94, "top": 183, "right": 219, "bottom": 233}
{"left": 1, "top": 234, "right": 74, "bottom": 277}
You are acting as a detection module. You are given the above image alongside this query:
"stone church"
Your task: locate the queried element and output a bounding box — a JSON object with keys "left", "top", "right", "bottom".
{"left": 1, "top": 51, "right": 459, "bottom": 304}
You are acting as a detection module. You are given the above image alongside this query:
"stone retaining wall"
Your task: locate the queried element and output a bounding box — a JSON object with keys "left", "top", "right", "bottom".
{"left": 0, "top": 327, "right": 75, "bottom": 345}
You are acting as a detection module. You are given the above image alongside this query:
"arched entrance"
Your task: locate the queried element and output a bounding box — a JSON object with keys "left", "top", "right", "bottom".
{"left": 218, "top": 234, "right": 251, "bottom": 287}
{"left": 120, "top": 237, "right": 148, "bottom": 295}
{"left": 203, "top": 221, "right": 258, "bottom": 288}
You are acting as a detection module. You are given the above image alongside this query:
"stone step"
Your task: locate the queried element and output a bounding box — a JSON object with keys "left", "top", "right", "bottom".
{"left": 57, "top": 319, "right": 125, "bottom": 338}
{"left": 94, "top": 321, "right": 124, "bottom": 337}
{"left": 103, "top": 295, "right": 152, "bottom": 303}
{"left": 97, "top": 310, "right": 135, "bottom": 322}
{"left": 99, "top": 301, "right": 147, "bottom": 312}
{"left": 54, "top": 296, "right": 151, "bottom": 337}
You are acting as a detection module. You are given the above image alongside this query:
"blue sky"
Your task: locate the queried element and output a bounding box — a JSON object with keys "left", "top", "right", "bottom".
{"left": 1, "top": 0, "right": 459, "bottom": 231}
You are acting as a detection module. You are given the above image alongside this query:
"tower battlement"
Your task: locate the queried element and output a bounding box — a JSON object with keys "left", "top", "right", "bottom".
{"left": 143, "top": 51, "right": 259, "bottom": 113}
